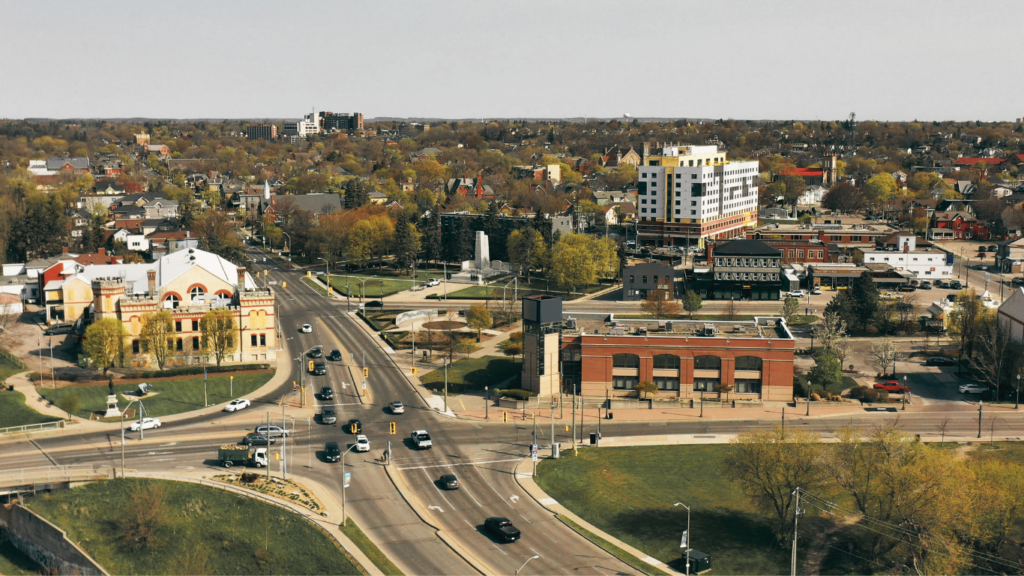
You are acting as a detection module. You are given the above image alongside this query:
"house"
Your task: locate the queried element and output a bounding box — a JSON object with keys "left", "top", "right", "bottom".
{"left": 410, "top": 147, "right": 441, "bottom": 162}
{"left": 147, "top": 144, "right": 171, "bottom": 157}
{"left": 111, "top": 205, "right": 146, "bottom": 220}
{"left": 621, "top": 261, "right": 677, "bottom": 300}
{"left": 797, "top": 185, "right": 827, "bottom": 205}
{"left": 94, "top": 181, "right": 126, "bottom": 195}
{"left": 142, "top": 198, "right": 178, "bottom": 219}
{"left": 935, "top": 199, "right": 975, "bottom": 214}
{"left": 954, "top": 157, "right": 1005, "bottom": 168}
{"left": 999, "top": 288, "right": 1024, "bottom": 344}
{"left": 73, "top": 248, "right": 123, "bottom": 266}
{"left": 930, "top": 211, "right": 990, "bottom": 240}
{"left": 45, "top": 157, "right": 90, "bottom": 173}
{"left": 596, "top": 205, "right": 619, "bottom": 226}
{"left": 695, "top": 239, "right": 784, "bottom": 301}
{"left": 511, "top": 165, "right": 561, "bottom": 184}
{"left": 368, "top": 190, "right": 388, "bottom": 205}
{"left": 445, "top": 178, "right": 495, "bottom": 200}
{"left": 855, "top": 235, "right": 953, "bottom": 279}
{"left": 601, "top": 146, "right": 642, "bottom": 168}
{"left": 996, "top": 238, "right": 1024, "bottom": 273}
{"left": 147, "top": 230, "right": 198, "bottom": 259}
{"left": 592, "top": 190, "right": 637, "bottom": 206}
{"left": 94, "top": 157, "right": 124, "bottom": 176}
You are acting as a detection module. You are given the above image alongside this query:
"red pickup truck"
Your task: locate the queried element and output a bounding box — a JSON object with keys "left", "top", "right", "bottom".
{"left": 874, "top": 381, "right": 910, "bottom": 393}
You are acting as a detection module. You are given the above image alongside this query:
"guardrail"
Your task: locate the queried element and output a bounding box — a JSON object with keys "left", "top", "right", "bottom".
{"left": 0, "top": 420, "right": 65, "bottom": 436}
{"left": 0, "top": 465, "right": 113, "bottom": 488}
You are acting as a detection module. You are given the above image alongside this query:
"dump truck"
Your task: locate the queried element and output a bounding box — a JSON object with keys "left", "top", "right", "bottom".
{"left": 217, "top": 444, "right": 268, "bottom": 468}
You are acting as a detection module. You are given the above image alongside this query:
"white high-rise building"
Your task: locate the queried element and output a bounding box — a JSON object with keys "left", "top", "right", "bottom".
{"left": 636, "top": 143, "right": 760, "bottom": 248}
{"left": 283, "top": 108, "right": 320, "bottom": 138}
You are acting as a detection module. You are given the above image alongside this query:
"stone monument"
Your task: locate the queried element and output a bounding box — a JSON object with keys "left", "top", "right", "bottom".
{"left": 450, "top": 231, "right": 512, "bottom": 285}
{"left": 104, "top": 395, "right": 121, "bottom": 418}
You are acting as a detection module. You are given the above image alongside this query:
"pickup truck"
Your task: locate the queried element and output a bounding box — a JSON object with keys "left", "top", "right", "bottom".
{"left": 485, "top": 517, "right": 521, "bottom": 542}
{"left": 218, "top": 445, "right": 268, "bottom": 468}
{"left": 411, "top": 430, "right": 432, "bottom": 450}
{"left": 874, "top": 381, "right": 910, "bottom": 393}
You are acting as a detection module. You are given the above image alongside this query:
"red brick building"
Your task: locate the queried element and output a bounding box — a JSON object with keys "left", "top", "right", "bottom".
{"left": 732, "top": 237, "right": 828, "bottom": 264}
{"left": 930, "top": 211, "right": 990, "bottom": 240}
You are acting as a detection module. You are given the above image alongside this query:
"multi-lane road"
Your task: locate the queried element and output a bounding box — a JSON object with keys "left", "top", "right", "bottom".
{"left": 6, "top": 249, "right": 1024, "bottom": 575}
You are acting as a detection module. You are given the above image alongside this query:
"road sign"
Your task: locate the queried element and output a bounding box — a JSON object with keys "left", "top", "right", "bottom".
{"left": 532, "top": 453, "right": 538, "bottom": 462}
{"left": 411, "top": 366, "right": 417, "bottom": 375}
{"left": 344, "top": 472, "right": 351, "bottom": 488}
{"left": 362, "top": 382, "right": 367, "bottom": 390}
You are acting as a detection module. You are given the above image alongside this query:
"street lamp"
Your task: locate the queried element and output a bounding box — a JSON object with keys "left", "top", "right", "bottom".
{"left": 341, "top": 443, "right": 358, "bottom": 526}
{"left": 1016, "top": 374, "right": 1020, "bottom": 410}
{"left": 120, "top": 398, "right": 146, "bottom": 477}
{"left": 318, "top": 257, "right": 330, "bottom": 285}
{"left": 674, "top": 502, "right": 691, "bottom": 576}
{"left": 515, "top": 555, "right": 541, "bottom": 576}
{"left": 902, "top": 375, "right": 907, "bottom": 411}
{"left": 806, "top": 379, "right": 811, "bottom": 416}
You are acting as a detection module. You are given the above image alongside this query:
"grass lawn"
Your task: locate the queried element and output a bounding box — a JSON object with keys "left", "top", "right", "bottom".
{"left": 301, "top": 276, "right": 329, "bottom": 297}
{"left": 38, "top": 371, "right": 274, "bottom": 419}
{"left": 26, "top": 478, "right": 360, "bottom": 575}
{"left": 535, "top": 445, "right": 821, "bottom": 575}
{"left": 0, "top": 390, "right": 62, "bottom": 428}
{"left": 0, "top": 352, "right": 27, "bottom": 382}
{"left": 340, "top": 521, "right": 405, "bottom": 575}
{"left": 617, "top": 313, "right": 820, "bottom": 325}
{"left": 419, "top": 355, "right": 520, "bottom": 393}
{"left": 326, "top": 273, "right": 443, "bottom": 297}
{"left": 558, "top": 515, "right": 670, "bottom": 576}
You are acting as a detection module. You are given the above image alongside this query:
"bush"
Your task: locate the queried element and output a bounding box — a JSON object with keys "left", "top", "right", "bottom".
{"left": 848, "top": 385, "right": 868, "bottom": 400}
{"left": 500, "top": 389, "right": 536, "bottom": 401}
{"left": 810, "top": 392, "right": 821, "bottom": 401}
{"left": 239, "top": 472, "right": 259, "bottom": 483}
{"left": 124, "top": 363, "right": 270, "bottom": 379}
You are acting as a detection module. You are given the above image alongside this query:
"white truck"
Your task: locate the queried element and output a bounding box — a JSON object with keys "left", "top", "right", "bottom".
{"left": 410, "top": 430, "right": 432, "bottom": 450}
{"left": 218, "top": 445, "right": 268, "bottom": 468}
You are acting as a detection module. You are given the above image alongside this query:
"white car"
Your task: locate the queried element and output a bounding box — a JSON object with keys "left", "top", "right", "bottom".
{"left": 786, "top": 290, "right": 805, "bottom": 298}
{"left": 426, "top": 279, "right": 440, "bottom": 287}
{"left": 129, "top": 417, "right": 162, "bottom": 431}
{"left": 811, "top": 287, "right": 822, "bottom": 295}
{"left": 389, "top": 401, "right": 405, "bottom": 414}
{"left": 223, "top": 398, "right": 251, "bottom": 412}
{"left": 301, "top": 324, "right": 313, "bottom": 333}
{"left": 959, "top": 384, "right": 987, "bottom": 394}
{"left": 354, "top": 435, "right": 370, "bottom": 452}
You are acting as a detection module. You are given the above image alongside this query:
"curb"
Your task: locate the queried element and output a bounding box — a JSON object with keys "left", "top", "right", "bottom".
{"left": 346, "top": 312, "right": 438, "bottom": 415}
{"left": 382, "top": 463, "right": 491, "bottom": 575}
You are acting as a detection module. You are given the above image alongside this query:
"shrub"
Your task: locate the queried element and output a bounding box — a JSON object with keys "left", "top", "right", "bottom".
{"left": 848, "top": 385, "right": 868, "bottom": 400}
{"left": 810, "top": 393, "right": 821, "bottom": 401}
{"left": 500, "top": 389, "right": 536, "bottom": 401}
{"left": 117, "top": 482, "right": 169, "bottom": 549}
{"left": 240, "top": 472, "right": 259, "bottom": 483}
{"left": 55, "top": 394, "right": 80, "bottom": 417}
{"left": 124, "top": 363, "right": 270, "bottom": 379}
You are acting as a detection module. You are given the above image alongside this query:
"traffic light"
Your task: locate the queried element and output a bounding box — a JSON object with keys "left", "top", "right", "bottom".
{"left": 363, "top": 367, "right": 369, "bottom": 378}
{"left": 389, "top": 422, "right": 396, "bottom": 435}
{"left": 306, "top": 271, "right": 311, "bottom": 277}
{"left": 328, "top": 286, "right": 333, "bottom": 295}
{"left": 264, "top": 270, "right": 268, "bottom": 277}
{"left": 565, "top": 425, "right": 570, "bottom": 432}
{"left": 308, "top": 360, "right": 314, "bottom": 372}
{"left": 292, "top": 380, "right": 297, "bottom": 391}
{"left": 350, "top": 423, "right": 358, "bottom": 434}
{"left": 411, "top": 366, "right": 417, "bottom": 375}
{"left": 282, "top": 281, "right": 287, "bottom": 288}
{"left": 502, "top": 411, "right": 508, "bottom": 423}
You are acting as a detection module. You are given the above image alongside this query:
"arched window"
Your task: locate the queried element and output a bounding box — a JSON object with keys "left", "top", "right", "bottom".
{"left": 190, "top": 286, "right": 205, "bottom": 298}
{"left": 735, "top": 356, "right": 763, "bottom": 371}
{"left": 612, "top": 354, "right": 639, "bottom": 368}
{"left": 164, "top": 294, "right": 179, "bottom": 309}
{"left": 693, "top": 356, "right": 721, "bottom": 370}
{"left": 653, "top": 355, "right": 680, "bottom": 370}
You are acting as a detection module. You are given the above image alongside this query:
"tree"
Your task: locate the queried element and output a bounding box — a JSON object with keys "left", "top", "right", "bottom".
{"left": 634, "top": 380, "right": 658, "bottom": 400}
{"left": 118, "top": 482, "right": 169, "bottom": 549}
{"left": 177, "top": 192, "right": 198, "bottom": 230}
{"left": 949, "top": 290, "right": 983, "bottom": 371}
{"left": 724, "top": 425, "right": 824, "bottom": 541}
{"left": 392, "top": 210, "right": 420, "bottom": 271}
{"left": 807, "top": 349, "right": 842, "bottom": 394}
{"left": 868, "top": 339, "right": 903, "bottom": 377}
{"left": 849, "top": 272, "right": 879, "bottom": 330}
{"left": 349, "top": 215, "right": 395, "bottom": 269}
{"left": 681, "top": 290, "right": 703, "bottom": 319}
{"left": 780, "top": 296, "right": 799, "bottom": 323}
{"left": 200, "top": 308, "right": 236, "bottom": 367}
{"left": 822, "top": 182, "right": 868, "bottom": 213}
{"left": 139, "top": 310, "right": 174, "bottom": 371}
{"left": 864, "top": 172, "right": 899, "bottom": 205}
{"left": 83, "top": 318, "right": 127, "bottom": 375}
{"left": 824, "top": 289, "right": 858, "bottom": 333}
{"left": 507, "top": 228, "right": 547, "bottom": 282}
{"left": 548, "top": 234, "right": 618, "bottom": 292}
{"left": 466, "top": 304, "right": 493, "bottom": 342}
{"left": 781, "top": 174, "right": 806, "bottom": 207}
{"left": 640, "top": 289, "right": 680, "bottom": 319}
{"left": 812, "top": 311, "right": 849, "bottom": 367}
{"left": 420, "top": 207, "right": 443, "bottom": 265}
{"left": 345, "top": 178, "right": 368, "bottom": 209}
{"left": 55, "top": 394, "right": 80, "bottom": 418}
{"left": 503, "top": 343, "right": 523, "bottom": 363}
{"left": 968, "top": 315, "right": 1018, "bottom": 401}
{"left": 894, "top": 294, "right": 919, "bottom": 334}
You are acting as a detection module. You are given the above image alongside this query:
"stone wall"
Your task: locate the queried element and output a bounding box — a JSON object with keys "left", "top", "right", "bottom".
{"left": 0, "top": 504, "right": 108, "bottom": 576}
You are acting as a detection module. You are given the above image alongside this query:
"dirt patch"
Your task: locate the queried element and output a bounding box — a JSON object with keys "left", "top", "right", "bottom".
{"left": 422, "top": 320, "right": 466, "bottom": 330}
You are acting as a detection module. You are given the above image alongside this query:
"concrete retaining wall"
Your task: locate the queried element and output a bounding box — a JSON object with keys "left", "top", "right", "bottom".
{"left": 0, "top": 504, "right": 109, "bottom": 575}
{"left": 395, "top": 309, "right": 438, "bottom": 327}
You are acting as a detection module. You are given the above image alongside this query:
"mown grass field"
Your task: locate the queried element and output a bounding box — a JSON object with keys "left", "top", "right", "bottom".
{"left": 26, "top": 478, "right": 360, "bottom": 575}
{"left": 0, "top": 389, "right": 62, "bottom": 428}
{"left": 326, "top": 273, "right": 443, "bottom": 297}
{"left": 38, "top": 371, "right": 274, "bottom": 419}
{"left": 419, "top": 355, "right": 520, "bottom": 393}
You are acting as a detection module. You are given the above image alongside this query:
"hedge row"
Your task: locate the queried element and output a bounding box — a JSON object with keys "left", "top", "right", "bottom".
{"left": 123, "top": 363, "right": 271, "bottom": 379}
{"left": 500, "top": 388, "right": 537, "bottom": 400}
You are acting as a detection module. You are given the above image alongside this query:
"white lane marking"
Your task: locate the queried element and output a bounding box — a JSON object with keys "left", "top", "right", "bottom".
{"left": 471, "top": 463, "right": 532, "bottom": 524}
{"left": 145, "top": 452, "right": 173, "bottom": 456}
{"left": 510, "top": 495, "right": 519, "bottom": 504}
{"left": 489, "top": 541, "right": 509, "bottom": 556}
{"left": 160, "top": 442, "right": 177, "bottom": 446}
{"left": 420, "top": 468, "right": 458, "bottom": 512}
{"left": 428, "top": 505, "right": 444, "bottom": 513}
{"left": 397, "top": 458, "right": 520, "bottom": 471}
{"left": 592, "top": 566, "right": 612, "bottom": 575}
{"left": 444, "top": 465, "right": 483, "bottom": 508}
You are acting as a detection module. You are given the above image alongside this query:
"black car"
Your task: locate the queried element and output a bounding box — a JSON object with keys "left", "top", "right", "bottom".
{"left": 920, "top": 281, "right": 932, "bottom": 290}
{"left": 325, "top": 441, "right": 341, "bottom": 462}
{"left": 1012, "top": 277, "right": 1024, "bottom": 286}
{"left": 949, "top": 280, "right": 963, "bottom": 290}
{"left": 313, "top": 361, "right": 327, "bottom": 375}
{"left": 328, "top": 349, "right": 342, "bottom": 361}
{"left": 320, "top": 385, "right": 334, "bottom": 400}
{"left": 925, "top": 357, "right": 957, "bottom": 366}
{"left": 484, "top": 517, "right": 520, "bottom": 542}
{"left": 242, "top": 433, "right": 276, "bottom": 446}
{"left": 936, "top": 280, "right": 950, "bottom": 289}
{"left": 348, "top": 419, "right": 362, "bottom": 434}
{"left": 308, "top": 348, "right": 323, "bottom": 358}
{"left": 321, "top": 407, "right": 337, "bottom": 424}
{"left": 363, "top": 300, "right": 384, "bottom": 308}
{"left": 947, "top": 293, "right": 958, "bottom": 302}
{"left": 897, "top": 284, "right": 916, "bottom": 292}
{"left": 440, "top": 474, "right": 460, "bottom": 490}
{"left": 44, "top": 324, "right": 73, "bottom": 335}
{"left": 989, "top": 245, "right": 998, "bottom": 252}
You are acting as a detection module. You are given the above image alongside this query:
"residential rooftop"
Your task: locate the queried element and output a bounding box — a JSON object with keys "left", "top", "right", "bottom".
{"left": 564, "top": 316, "right": 793, "bottom": 340}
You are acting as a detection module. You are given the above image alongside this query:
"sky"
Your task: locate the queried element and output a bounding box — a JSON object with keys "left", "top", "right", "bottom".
{"left": 1, "top": 0, "right": 1020, "bottom": 122}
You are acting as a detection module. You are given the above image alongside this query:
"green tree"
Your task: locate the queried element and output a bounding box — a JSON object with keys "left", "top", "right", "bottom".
{"left": 780, "top": 296, "right": 800, "bottom": 323}
{"left": 503, "top": 343, "right": 523, "bottom": 364}
{"left": 634, "top": 380, "right": 658, "bottom": 400}
{"left": 55, "top": 394, "right": 80, "bottom": 418}
{"left": 865, "top": 172, "right": 899, "bottom": 205}
{"left": 139, "top": 310, "right": 174, "bottom": 371}
{"left": 392, "top": 210, "right": 420, "bottom": 271}
{"left": 420, "top": 207, "right": 443, "bottom": 265}
{"left": 824, "top": 289, "right": 858, "bottom": 332}
{"left": 345, "top": 178, "right": 368, "bottom": 209}
{"left": 548, "top": 233, "right": 618, "bottom": 292}
{"left": 177, "top": 192, "right": 198, "bottom": 230}
{"left": 781, "top": 174, "right": 806, "bottom": 207}
{"left": 466, "top": 304, "right": 493, "bottom": 342}
{"left": 200, "top": 308, "right": 236, "bottom": 367}
{"left": 507, "top": 228, "right": 547, "bottom": 282}
{"left": 681, "top": 290, "right": 703, "bottom": 319}
{"left": 807, "top": 349, "right": 842, "bottom": 394}
{"left": 83, "top": 318, "right": 127, "bottom": 375}
{"left": 850, "top": 271, "right": 879, "bottom": 330}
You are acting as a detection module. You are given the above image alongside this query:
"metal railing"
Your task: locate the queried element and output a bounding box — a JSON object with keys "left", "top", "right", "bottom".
{"left": 0, "top": 465, "right": 113, "bottom": 488}
{"left": 0, "top": 420, "right": 65, "bottom": 436}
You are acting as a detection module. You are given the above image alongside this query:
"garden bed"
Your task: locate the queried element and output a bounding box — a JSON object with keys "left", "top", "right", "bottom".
{"left": 215, "top": 474, "right": 323, "bottom": 512}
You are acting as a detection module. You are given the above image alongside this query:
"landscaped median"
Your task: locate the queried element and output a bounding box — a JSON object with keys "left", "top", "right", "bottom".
{"left": 419, "top": 355, "right": 520, "bottom": 395}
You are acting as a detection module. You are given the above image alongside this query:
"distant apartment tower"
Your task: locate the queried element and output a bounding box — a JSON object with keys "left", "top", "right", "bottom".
{"left": 636, "top": 143, "right": 760, "bottom": 248}
{"left": 283, "top": 109, "right": 320, "bottom": 138}
{"left": 319, "top": 111, "right": 364, "bottom": 133}
{"left": 246, "top": 124, "right": 278, "bottom": 140}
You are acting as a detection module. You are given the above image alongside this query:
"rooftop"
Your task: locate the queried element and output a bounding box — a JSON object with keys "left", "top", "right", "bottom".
{"left": 565, "top": 316, "right": 793, "bottom": 340}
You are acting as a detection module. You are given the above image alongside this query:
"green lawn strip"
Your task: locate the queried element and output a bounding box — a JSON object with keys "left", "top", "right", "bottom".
{"left": 557, "top": 515, "right": 670, "bottom": 576}
{"left": 0, "top": 389, "right": 62, "bottom": 427}
{"left": 419, "top": 356, "right": 520, "bottom": 393}
{"left": 326, "top": 274, "right": 441, "bottom": 297}
{"left": 26, "top": 478, "right": 360, "bottom": 575}
{"left": 535, "top": 445, "right": 806, "bottom": 575}
{"left": 0, "top": 351, "right": 27, "bottom": 382}
{"left": 340, "top": 521, "right": 405, "bottom": 576}
{"left": 0, "top": 539, "right": 42, "bottom": 575}
{"left": 614, "top": 314, "right": 820, "bottom": 324}
{"left": 38, "top": 371, "right": 274, "bottom": 419}
{"left": 302, "top": 276, "right": 330, "bottom": 297}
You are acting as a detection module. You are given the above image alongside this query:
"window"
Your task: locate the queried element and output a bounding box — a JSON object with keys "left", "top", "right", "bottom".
{"left": 613, "top": 376, "right": 639, "bottom": 390}
{"left": 176, "top": 338, "right": 183, "bottom": 351}
{"left": 735, "top": 379, "right": 762, "bottom": 394}
{"left": 653, "top": 354, "right": 680, "bottom": 369}
{"left": 165, "top": 294, "right": 179, "bottom": 309}
{"left": 132, "top": 340, "right": 140, "bottom": 354}
{"left": 190, "top": 286, "right": 204, "bottom": 298}
{"left": 735, "top": 356, "right": 763, "bottom": 370}
{"left": 797, "top": 250, "right": 804, "bottom": 259}
{"left": 629, "top": 275, "right": 634, "bottom": 284}
{"left": 251, "top": 334, "right": 258, "bottom": 346}
{"left": 260, "top": 334, "right": 266, "bottom": 346}
{"left": 175, "top": 321, "right": 182, "bottom": 332}
{"left": 694, "top": 355, "right": 721, "bottom": 370}
{"left": 612, "top": 354, "right": 640, "bottom": 368}
{"left": 654, "top": 377, "right": 680, "bottom": 391}
{"left": 694, "top": 378, "right": 719, "bottom": 392}
{"left": 789, "top": 249, "right": 795, "bottom": 258}
{"left": 192, "top": 336, "right": 200, "bottom": 350}
{"left": 192, "top": 320, "right": 199, "bottom": 331}
{"left": 642, "top": 276, "right": 648, "bottom": 284}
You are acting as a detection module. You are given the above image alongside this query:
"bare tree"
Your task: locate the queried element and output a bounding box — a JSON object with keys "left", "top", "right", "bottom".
{"left": 937, "top": 416, "right": 950, "bottom": 446}
{"left": 640, "top": 289, "right": 680, "bottom": 320}
{"left": 968, "top": 316, "right": 1019, "bottom": 402}
{"left": 868, "top": 339, "right": 903, "bottom": 377}
{"left": 949, "top": 290, "right": 982, "bottom": 372}
{"left": 895, "top": 294, "right": 919, "bottom": 334}
{"left": 0, "top": 301, "right": 19, "bottom": 334}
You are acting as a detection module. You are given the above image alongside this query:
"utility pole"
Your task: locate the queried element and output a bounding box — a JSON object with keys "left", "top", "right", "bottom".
{"left": 550, "top": 398, "right": 555, "bottom": 455}
{"left": 282, "top": 404, "right": 287, "bottom": 480}
{"left": 791, "top": 488, "right": 801, "bottom": 576}
{"left": 978, "top": 401, "right": 983, "bottom": 439}
{"left": 571, "top": 390, "right": 577, "bottom": 456}
{"left": 306, "top": 417, "right": 311, "bottom": 469}
{"left": 444, "top": 359, "right": 449, "bottom": 413}
{"left": 203, "top": 361, "right": 208, "bottom": 408}
{"left": 485, "top": 386, "right": 489, "bottom": 419}
{"left": 532, "top": 413, "right": 537, "bottom": 446}
{"left": 266, "top": 412, "right": 271, "bottom": 481}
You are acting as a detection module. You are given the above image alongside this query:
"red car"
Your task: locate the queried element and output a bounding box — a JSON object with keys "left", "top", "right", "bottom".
{"left": 874, "top": 381, "right": 910, "bottom": 393}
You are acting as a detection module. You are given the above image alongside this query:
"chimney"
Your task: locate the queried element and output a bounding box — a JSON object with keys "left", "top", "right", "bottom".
{"left": 98, "top": 248, "right": 106, "bottom": 256}
{"left": 62, "top": 247, "right": 69, "bottom": 254}
{"left": 147, "top": 269, "right": 156, "bottom": 295}
{"left": 237, "top": 267, "right": 247, "bottom": 291}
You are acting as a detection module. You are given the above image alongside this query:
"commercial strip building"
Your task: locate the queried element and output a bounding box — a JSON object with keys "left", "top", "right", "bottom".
{"left": 635, "top": 144, "right": 760, "bottom": 248}
{"left": 520, "top": 295, "right": 795, "bottom": 403}
{"left": 693, "top": 239, "right": 786, "bottom": 300}
{"left": 854, "top": 234, "right": 953, "bottom": 280}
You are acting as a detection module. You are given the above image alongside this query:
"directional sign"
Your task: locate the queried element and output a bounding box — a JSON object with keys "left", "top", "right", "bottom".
{"left": 344, "top": 472, "right": 351, "bottom": 488}
{"left": 510, "top": 495, "right": 520, "bottom": 504}
{"left": 532, "top": 453, "right": 539, "bottom": 462}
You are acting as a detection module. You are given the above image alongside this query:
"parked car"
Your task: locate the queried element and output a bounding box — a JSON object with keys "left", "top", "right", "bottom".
{"left": 936, "top": 280, "right": 950, "bottom": 289}
{"left": 389, "top": 401, "right": 405, "bottom": 414}
{"left": 320, "top": 385, "right": 334, "bottom": 400}
{"left": 301, "top": 324, "right": 313, "bottom": 333}
{"left": 242, "top": 433, "right": 276, "bottom": 446}
{"left": 959, "top": 384, "right": 987, "bottom": 394}
{"left": 321, "top": 407, "right": 337, "bottom": 425}
{"left": 919, "top": 281, "right": 932, "bottom": 290}
{"left": 1012, "top": 277, "right": 1024, "bottom": 286}
{"left": 44, "top": 324, "right": 73, "bottom": 335}
{"left": 786, "top": 290, "right": 805, "bottom": 298}
{"left": 354, "top": 435, "right": 370, "bottom": 452}
{"left": 129, "top": 417, "right": 162, "bottom": 431}
{"left": 348, "top": 419, "right": 362, "bottom": 434}
{"left": 484, "top": 517, "right": 521, "bottom": 542}
{"left": 947, "top": 293, "right": 958, "bottom": 303}
{"left": 254, "top": 424, "right": 291, "bottom": 437}
{"left": 874, "top": 381, "right": 910, "bottom": 393}
{"left": 897, "top": 284, "right": 916, "bottom": 292}
{"left": 328, "top": 349, "right": 342, "bottom": 361}
{"left": 440, "top": 473, "right": 460, "bottom": 490}
{"left": 308, "top": 347, "right": 323, "bottom": 358}
{"left": 223, "top": 398, "right": 251, "bottom": 412}
{"left": 426, "top": 278, "right": 440, "bottom": 287}
{"left": 989, "top": 245, "right": 998, "bottom": 252}
{"left": 313, "top": 361, "right": 327, "bottom": 375}
{"left": 925, "top": 357, "right": 956, "bottom": 366}
{"left": 949, "top": 280, "right": 963, "bottom": 290}
{"left": 810, "top": 286, "right": 822, "bottom": 295}
{"left": 325, "top": 441, "right": 341, "bottom": 462}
